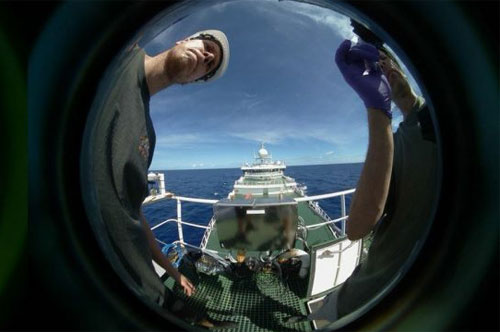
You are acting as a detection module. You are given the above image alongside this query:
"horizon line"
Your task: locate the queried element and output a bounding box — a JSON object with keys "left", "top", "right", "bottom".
{"left": 150, "top": 161, "right": 364, "bottom": 172}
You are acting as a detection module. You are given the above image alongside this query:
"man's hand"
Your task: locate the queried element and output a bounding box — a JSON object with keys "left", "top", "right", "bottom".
{"left": 379, "top": 51, "right": 417, "bottom": 115}
{"left": 140, "top": 210, "right": 196, "bottom": 296}
{"left": 335, "top": 39, "right": 392, "bottom": 118}
{"left": 176, "top": 273, "right": 196, "bottom": 297}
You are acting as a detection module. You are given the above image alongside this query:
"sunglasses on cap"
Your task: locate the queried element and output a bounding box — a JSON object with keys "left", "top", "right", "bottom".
{"left": 189, "top": 33, "right": 224, "bottom": 82}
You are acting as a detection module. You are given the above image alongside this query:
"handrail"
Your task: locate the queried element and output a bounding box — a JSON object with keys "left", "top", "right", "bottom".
{"left": 306, "top": 216, "right": 348, "bottom": 230}
{"left": 308, "top": 201, "right": 332, "bottom": 223}
{"left": 147, "top": 188, "right": 355, "bottom": 252}
{"left": 156, "top": 238, "right": 167, "bottom": 245}
{"left": 176, "top": 220, "right": 211, "bottom": 230}
{"left": 151, "top": 218, "right": 212, "bottom": 231}
{"left": 199, "top": 215, "right": 217, "bottom": 249}
{"left": 294, "top": 189, "right": 356, "bottom": 202}
{"left": 173, "top": 196, "right": 218, "bottom": 204}
{"left": 234, "top": 183, "right": 297, "bottom": 189}
{"left": 172, "top": 240, "right": 219, "bottom": 254}
{"left": 151, "top": 218, "right": 177, "bottom": 231}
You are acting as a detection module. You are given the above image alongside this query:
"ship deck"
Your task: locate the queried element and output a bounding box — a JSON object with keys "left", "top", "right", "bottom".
{"left": 163, "top": 196, "right": 340, "bottom": 331}
{"left": 165, "top": 261, "right": 312, "bottom": 331}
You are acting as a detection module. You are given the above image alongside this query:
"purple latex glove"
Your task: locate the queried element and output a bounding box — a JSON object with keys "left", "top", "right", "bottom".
{"left": 335, "top": 39, "right": 392, "bottom": 118}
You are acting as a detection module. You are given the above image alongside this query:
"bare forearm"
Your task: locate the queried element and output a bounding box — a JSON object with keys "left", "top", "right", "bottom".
{"left": 140, "top": 210, "right": 181, "bottom": 281}
{"left": 347, "top": 109, "right": 393, "bottom": 240}
{"left": 140, "top": 210, "right": 196, "bottom": 296}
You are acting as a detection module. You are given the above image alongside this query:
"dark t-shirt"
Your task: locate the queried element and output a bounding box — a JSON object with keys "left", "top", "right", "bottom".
{"left": 83, "top": 47, "right": 165, "bottom": 306}
{"left": 337, "top": 98, "right": 439, "bottom": 317}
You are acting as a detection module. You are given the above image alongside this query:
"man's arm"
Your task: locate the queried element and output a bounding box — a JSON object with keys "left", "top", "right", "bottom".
{"left": 346, "top": 109, "right": 393, "bottom": 240}
{"left": 334, "top": 40, "right": 394, "bottom": 240}
{"left": 140, "top": 210, "right": 195, "bottom": 296}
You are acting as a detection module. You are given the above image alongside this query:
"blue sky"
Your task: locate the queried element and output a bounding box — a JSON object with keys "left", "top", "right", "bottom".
{"left": 142, "top": 0, "right": 420, "bottom": 170}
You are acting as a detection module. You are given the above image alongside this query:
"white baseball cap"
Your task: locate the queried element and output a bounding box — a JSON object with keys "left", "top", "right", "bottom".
{"left": 187, "top": 29, "right": 230, "bottom": 82}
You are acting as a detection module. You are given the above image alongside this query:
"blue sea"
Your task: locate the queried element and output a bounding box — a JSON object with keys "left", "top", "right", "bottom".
{"left": 143, "top": 163, "right": 362, "bottom": 247}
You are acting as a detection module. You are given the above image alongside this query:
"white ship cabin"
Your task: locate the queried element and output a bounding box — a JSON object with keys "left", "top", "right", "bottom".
{"left": 231, "top": 144, "right": 297, "bottom": 198}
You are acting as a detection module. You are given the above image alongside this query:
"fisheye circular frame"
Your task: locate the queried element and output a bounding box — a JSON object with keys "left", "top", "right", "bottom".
{"left": 28, "top": 1, "right": 498, "bottom": 331}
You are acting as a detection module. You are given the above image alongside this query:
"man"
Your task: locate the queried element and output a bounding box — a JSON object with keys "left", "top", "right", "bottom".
{"left": 307, "top": 36, "right": 438, "bottom": 322}
{"left": 83, "top": 29, "right": 230, "bottom": 326}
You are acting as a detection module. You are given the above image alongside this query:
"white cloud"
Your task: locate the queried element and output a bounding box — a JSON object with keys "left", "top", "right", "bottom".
{"left": 226, "top": 124, "right": 363, "bottom": 147}
{"left": 191, "top": 163, "right": 205, "bottom": 169}
{"left": 278, "top": 1, "right": 354, "bottom": 39}
{"left": 156, "top": 133, "right": 219, "bottom": 148}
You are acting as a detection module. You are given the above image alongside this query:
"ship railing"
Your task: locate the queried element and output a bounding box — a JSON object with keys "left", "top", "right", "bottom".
{"left": 164, "top": 196, "right": 217, "bottom": 246}
{"left": 236, "top": 178, "right": 294, "bottom": 186}
{"left": 199, "top": 215, "right": 217, "bottom": 249}
{"left": 148, "top": 189, "right": 355, "bottom": 250}
{"left": 294, "top": 189, "right": 356, "bottom": 235}
{"left": 307, "top": 201, "right": 336, "bottom": 229}
{"left": 294, "top": 186, "right": 306, "bottom": 197}
{"left": 151, "top": 217, "right": 214, "bottom": 247}
{"left": 169, "top": 239, "right": 220, "bottom": 255}
{"left": 151, "top": 217, "right": 211, "bottom": 231}
{"left": 243, "top": 171, "right": 284, "bottom": 178}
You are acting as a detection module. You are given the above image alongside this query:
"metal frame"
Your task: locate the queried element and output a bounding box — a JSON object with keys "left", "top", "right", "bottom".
{"left": 306, "top": 237, "right": 363, "bottom": 299}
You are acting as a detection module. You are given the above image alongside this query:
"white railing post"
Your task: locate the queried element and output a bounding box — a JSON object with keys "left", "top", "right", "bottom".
{"left": 176, "top": 198, "right": 184, "bottom": 246}
{"left": 159, "top": 173, "right": 166, "bottom": 195}
{"left": 341, "top": 194, "right": 346, "bottom": 235}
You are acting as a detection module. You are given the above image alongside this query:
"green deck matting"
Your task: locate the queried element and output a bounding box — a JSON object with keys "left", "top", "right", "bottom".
{"left": 171, "top": 194, "right": 344, "bottom": 330}
{"left": 165, "top": 261, "right": 313, "bottom": 332}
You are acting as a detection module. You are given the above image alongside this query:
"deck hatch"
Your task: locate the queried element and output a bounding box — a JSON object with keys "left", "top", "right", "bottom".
{"left": 214, "top": 198, "right": 298, "bottom": 251}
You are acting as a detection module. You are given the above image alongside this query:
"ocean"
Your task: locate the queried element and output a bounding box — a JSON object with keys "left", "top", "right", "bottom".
{"left": 143, "top": 163, "right": 363, "bottom": 247}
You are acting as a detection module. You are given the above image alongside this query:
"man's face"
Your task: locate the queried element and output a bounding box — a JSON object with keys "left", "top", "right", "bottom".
{"left": 165, "top": 38, "right": 222, "bottom": 84}
{"left": 379, "top": 51, "right": 411, "bottom": 101}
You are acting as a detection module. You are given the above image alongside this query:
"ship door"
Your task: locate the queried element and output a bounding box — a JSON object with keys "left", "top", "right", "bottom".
{"left": 263, "top": 188, "right": 269, "bottom": 197}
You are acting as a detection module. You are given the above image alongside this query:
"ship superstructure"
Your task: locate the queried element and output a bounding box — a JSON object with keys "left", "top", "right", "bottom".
{"left": 231, "top": 143, "right": 296, "bottom": 198}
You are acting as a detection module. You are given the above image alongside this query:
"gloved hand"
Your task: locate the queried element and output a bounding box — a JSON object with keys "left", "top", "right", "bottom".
{"left": 335, "top": 39, "right": 392, "bottom": 118}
